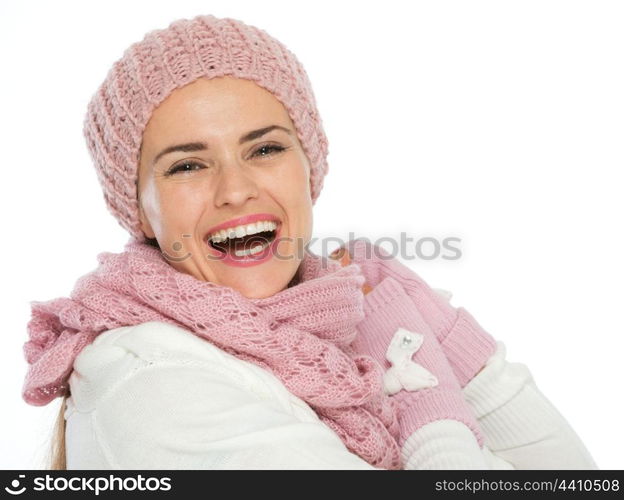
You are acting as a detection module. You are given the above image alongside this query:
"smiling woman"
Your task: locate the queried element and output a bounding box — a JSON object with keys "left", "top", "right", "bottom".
{"left": 136, "top": 76, "right": 313, "bottom": 297}
{"left": 21, "top": 13, "right": 597, "bottom": 471}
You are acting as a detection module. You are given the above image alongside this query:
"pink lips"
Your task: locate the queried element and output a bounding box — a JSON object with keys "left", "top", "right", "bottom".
{"left": 205, "top": 212, "right": 282, "bottom": 268}
{"left": 205, "top": 212, "right": 281, "bottom": 239}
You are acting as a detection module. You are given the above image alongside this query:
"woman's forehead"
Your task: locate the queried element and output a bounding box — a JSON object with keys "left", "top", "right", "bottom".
{"left": 143, "top": 76, "right": 291, "bottom": 140}
{"left": 156, "top": 76, "right": 285, "bottom": 116}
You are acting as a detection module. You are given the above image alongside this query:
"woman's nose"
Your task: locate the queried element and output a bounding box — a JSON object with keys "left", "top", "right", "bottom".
{"left": 213, "top": 160, "right": 259, "bottom": 208}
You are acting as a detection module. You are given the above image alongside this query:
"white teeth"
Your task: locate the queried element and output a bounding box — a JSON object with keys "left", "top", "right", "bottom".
{"left": 234, "top": 240, "right": 270, "bottom": 257}
{"left": 209, "top": 220, "right": 278, "bottom": 243}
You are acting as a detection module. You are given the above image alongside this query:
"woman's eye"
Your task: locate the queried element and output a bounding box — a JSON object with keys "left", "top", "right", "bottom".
{"left": 165, "top": 145, "right": 286, "bottom": 175}
{"left": 166, "top": 161, "right": 205, "bottom": 176}
{"left": 252, "top": 144, "right": 286, "bottom": 158}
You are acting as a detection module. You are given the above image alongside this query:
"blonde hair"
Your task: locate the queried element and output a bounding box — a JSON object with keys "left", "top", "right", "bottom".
{"left": 48, "top": 394, "right": 69, "bottom": 470}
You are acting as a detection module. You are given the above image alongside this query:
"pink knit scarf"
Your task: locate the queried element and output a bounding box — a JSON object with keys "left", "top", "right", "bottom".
{"left": 23, "top": 238, "right": 402, "bottom": 469}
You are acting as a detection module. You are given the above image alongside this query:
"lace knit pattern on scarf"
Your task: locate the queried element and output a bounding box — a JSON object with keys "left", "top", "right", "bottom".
{"left": 23, "top": 238, "right": 402, "bottom": 469}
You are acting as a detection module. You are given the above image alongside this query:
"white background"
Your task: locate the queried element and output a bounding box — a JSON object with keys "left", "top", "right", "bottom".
{"left": 1, "top": 0, "right": 622, "bottom": 469}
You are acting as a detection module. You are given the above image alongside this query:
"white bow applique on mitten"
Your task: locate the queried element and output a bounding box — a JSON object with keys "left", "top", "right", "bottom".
{"left": 383, "top": 327, "right": 439, "bottom": 395}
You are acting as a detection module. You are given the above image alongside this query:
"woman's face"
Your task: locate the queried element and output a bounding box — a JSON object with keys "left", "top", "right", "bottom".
{"left": 137, "top": 76, "right": 313, "bottom": 299}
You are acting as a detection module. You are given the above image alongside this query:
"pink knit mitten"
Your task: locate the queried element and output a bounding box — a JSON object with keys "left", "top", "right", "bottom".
{"left": 348, "top": 271, "right": 486, "bottom": 464}
{"left": 343, "top": 239, "right": 497, "bottom": 388}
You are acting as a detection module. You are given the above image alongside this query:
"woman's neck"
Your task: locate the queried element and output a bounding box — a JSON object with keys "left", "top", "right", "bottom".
{"left": 287, "top": 266, "right": 301, "bottom": 288}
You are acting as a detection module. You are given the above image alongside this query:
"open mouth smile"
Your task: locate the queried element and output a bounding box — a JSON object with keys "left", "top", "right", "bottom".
{"left": 204, "top": 213, "right": 282, "bottom": 267}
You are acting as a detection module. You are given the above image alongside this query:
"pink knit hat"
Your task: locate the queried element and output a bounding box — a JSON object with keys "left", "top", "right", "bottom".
{"left": 83, "top": 14, "right": 329, "bottom": 240}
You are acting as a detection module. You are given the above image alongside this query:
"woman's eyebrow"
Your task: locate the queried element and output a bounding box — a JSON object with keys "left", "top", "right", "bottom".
{"left": 152, "top": 124, "right": 292, "bottom": 165}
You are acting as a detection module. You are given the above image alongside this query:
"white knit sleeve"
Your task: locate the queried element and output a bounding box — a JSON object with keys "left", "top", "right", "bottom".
{"left": 68, "top": 321, "right": 378, "bottom": 470}
{"left": 462, "top": 341, "right": 599, "bottom": 470}
{"left": 401, "top": 420, "right": 492, "bottom": 469}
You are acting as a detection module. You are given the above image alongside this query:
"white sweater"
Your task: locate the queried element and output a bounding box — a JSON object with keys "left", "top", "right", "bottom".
{"left": 64, "top": 320, "right": 598, "bottom": 470}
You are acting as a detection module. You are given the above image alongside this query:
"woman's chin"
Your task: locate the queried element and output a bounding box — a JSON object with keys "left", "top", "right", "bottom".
{"left": 208, "top": 263, "right": 292, "bottom": 298}
{"left": 232, "top": 278, "right": 289, "bottom": 299}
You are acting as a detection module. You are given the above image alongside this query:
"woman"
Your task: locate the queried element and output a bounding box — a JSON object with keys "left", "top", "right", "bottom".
{"left": 22, "top": 14, "right": 597, "bottom": 470}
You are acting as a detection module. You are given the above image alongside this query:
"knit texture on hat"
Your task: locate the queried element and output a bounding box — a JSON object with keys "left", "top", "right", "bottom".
{"left": 83, "top": 14, "right": 329, "bottom": 240}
